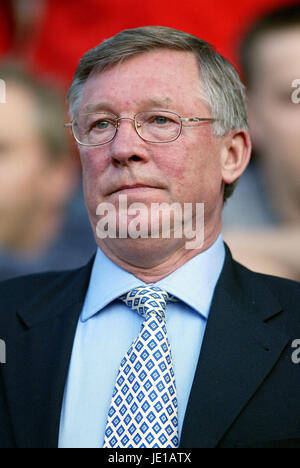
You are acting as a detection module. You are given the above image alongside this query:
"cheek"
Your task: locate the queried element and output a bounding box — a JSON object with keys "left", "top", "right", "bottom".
{"left": 157, "top": 133, "right": 221, "bottom": 202}
{"left": 80, "top": 147, "right": 106, "bottom": 172}
{"left": 80, "top": 149, "right": 108, "bottom": 192}
{"left": 150, "top": 144, "right": 191, "bottom": 202}
{"left": 80, "top": 151, "right": 102, "bottom": 213}
{"left": 159, "top": 156, "right": 186, "bottom": 187}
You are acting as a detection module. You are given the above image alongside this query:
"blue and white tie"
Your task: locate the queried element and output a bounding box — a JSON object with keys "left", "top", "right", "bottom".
{"left": 103, "top": 285, "right": 179, "bottom": 448}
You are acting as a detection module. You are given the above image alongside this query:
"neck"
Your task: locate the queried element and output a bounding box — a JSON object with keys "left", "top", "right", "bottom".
{"left": 97, "top": 224, "right": 222, "bottom": 283}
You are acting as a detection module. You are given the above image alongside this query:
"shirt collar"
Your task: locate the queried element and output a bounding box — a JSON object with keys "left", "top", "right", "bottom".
{"left": 81, "top": 234, "right": 225, "bottom": 322}
{"left": 156, "top": 234, "right": 225, "bottom": 318}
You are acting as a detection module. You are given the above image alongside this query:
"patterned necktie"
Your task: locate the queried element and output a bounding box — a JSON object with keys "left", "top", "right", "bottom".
{"left": 103, "top": 285, "right": 179, "bottom": 448}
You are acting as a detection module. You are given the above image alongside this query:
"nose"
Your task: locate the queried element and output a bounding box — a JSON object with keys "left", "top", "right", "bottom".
{"left": 109, "top": 117, "right": 148, "bottom": 166}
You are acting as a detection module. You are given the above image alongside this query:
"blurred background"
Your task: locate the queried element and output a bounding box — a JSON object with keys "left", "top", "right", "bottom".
{"left": 0, "top": 0, "right": 299, "bottom": 280}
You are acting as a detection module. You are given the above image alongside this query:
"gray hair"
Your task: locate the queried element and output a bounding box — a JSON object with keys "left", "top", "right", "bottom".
{"left": 68, "top": 26, "right": 248, "bottom": 199}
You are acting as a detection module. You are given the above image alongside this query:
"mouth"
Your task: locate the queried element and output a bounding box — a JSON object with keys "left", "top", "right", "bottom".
{"left": 109, "top": 183, "right": 162, "bottom": 195}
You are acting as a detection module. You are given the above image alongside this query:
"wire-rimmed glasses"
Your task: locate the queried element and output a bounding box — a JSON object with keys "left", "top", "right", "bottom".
{"left": 65, "top": 110, "right": 216, "bottom": 146}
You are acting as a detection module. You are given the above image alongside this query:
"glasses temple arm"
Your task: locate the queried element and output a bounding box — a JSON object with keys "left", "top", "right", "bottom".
{"left": 180, "top": 117, "right": 216, "bottom": 123}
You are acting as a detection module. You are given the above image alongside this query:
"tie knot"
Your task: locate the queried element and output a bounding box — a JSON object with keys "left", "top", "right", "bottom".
{"left": 120, "top": 285, "right": 175, "bottom": 320}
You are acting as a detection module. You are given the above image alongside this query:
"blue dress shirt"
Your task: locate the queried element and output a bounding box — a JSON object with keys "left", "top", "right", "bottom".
{"left": 58, "top": 235, "right": 225, "bottom": 448}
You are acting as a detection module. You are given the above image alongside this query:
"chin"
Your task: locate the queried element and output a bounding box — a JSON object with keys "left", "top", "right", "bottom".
{"left": 97, "top": 237, "right": 183, "bottom": 269}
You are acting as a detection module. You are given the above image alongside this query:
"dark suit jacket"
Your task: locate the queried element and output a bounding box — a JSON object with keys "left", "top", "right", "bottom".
{"left": 0, "top": 246, "right": 299, "bottom": 448}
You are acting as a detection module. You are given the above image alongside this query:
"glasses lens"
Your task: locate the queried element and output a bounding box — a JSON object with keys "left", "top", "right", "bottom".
{"left": 73, "top": 113, "right": 117, "bottom": 145}
{"left": 136, "top": 110, "right": 181, "bottom": 142}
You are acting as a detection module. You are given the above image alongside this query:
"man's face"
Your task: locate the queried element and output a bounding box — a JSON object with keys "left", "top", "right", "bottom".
{"left": 78, "top": 50, "right": 229, "bottom": 249}
{"left": 0, "top": 84, "right": 52, "bottom": 247}
{"left": 248, "top": 28, "right": 300, "bottom": 196}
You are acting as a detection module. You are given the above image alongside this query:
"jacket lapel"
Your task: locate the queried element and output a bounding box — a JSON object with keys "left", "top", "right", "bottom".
{"left": 180, "top": 247, "right": 290, "bottom": 448}
{"left": 3, "top": 258, "right": 94, "bottom": 448}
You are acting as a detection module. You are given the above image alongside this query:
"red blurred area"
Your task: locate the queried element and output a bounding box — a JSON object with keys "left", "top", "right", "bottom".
{"left": 0, "top": 0, "right": 14, "bottom": 55}
{"left": 0, "top": 0, "right": 297, "bottom": 89}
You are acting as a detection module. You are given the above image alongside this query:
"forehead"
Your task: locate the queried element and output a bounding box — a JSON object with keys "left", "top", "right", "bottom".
{"left": 79, "top": 49, "right": 208, "bottom": 114}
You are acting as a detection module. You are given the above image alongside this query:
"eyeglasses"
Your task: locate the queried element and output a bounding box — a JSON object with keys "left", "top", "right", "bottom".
{"left": 64, "top": 110, "right": 216, "bottom": 146}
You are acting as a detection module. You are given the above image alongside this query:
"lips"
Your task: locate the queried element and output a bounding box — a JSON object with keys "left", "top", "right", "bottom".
{"left": 109, "top": 183, "right": 162, "bottom": 195}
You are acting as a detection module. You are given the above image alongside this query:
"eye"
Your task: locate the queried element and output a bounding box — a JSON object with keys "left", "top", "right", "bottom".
{"left": 148, "top": 114, "right": 174, "bottom": 127}
{"left": 151, "top": 115, "right": 171, "bottom": 125}
{"left": 92, "top": 119, "right": 115, "bottom": 130}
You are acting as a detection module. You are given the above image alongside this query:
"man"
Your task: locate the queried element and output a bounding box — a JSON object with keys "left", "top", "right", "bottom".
{"left": 0, "top": 62, "right": 95, "bottom": 279}
{"left": 0, "top": 26, "right": 299, "bottom": 449}
{"left": 223, "top": 4, "right": 300, "bottom": 281}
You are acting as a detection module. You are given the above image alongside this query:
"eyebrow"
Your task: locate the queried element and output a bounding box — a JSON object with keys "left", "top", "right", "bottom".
{"left": 81, "top": 97, "right": 173, "bottom": 114}
{"left": 81, "top": 102, "right": 112, "bottom": 114}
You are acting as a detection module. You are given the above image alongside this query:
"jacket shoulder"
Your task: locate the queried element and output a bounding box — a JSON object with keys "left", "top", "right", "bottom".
{"left": 232, "top": 259, "right": 300, "bottom": 321}
{"left": 0, "top": 263, "right": 92, "bottom": 326}
{"left": 0, "top": 269, "right": 73, "bottom": 307}
{"left": 0, "top": 259, "right": 95, "bottom": 334}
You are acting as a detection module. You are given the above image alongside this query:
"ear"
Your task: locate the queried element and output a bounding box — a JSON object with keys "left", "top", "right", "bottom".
{"left": 221, "top": 129, "right": 252, "bottom": 185}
